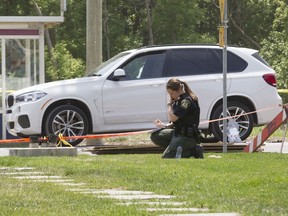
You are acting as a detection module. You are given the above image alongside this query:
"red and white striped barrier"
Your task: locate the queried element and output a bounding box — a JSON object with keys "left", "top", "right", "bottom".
{"left": 243, "top": 104, "right": 288, "bottom": 153}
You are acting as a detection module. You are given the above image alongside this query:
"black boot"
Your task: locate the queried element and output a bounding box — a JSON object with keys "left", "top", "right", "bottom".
{"left": 194, "top": 145, "right": 204, "bottom": 159}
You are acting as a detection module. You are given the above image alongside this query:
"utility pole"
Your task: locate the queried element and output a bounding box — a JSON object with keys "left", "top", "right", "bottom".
{"left": 86, "top": 0, "right": 102, "bottom": 73}
{"left": 86, "top": 0, "right": 103, "bottom": 145}
{"left": 219, "top": 0, "right": 228, "bottom": 153}
{"left": 145, "top": 0, "right": 154, "bottom": 45}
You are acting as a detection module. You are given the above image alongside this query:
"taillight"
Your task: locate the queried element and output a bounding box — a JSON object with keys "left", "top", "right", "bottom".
{"left": 262, "top": 73, "right": 277, "bottom": 87}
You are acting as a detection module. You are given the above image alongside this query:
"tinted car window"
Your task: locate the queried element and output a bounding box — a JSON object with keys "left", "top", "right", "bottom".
{"left": 167, "top": 48, "right": 248, "bottom": 77}
{"left": 119, "top": 51, "right": 166, "bottom": 80}
{"left": 214, "top": 49, "right": 248, "bottom": 72}
{"left": 167, "top": 48, "right": 224, "bottom": 76}
{"left": 227, "top": 51, "right": 248, "bottom": 72}
{"left": 168, "top": 49, "right": 208, "bottom": 76}
{"left": 208, "top": 49, "right": 222, "bottom": 73}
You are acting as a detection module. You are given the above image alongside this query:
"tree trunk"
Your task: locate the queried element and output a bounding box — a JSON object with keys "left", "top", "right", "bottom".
{"left": 32, "top": 1, "right": 54, "bottom": 58}
{"left": 103, "top": 0, "right": 111, "bottom": 59}
{"left": 229, "top": 15, "right": 261, "bottom": 50}
{"left": 145, "top": 0, "right": 154, "bottom": 45}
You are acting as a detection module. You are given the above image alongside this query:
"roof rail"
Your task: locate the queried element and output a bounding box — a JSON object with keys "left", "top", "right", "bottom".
{"left": 135, "top": 43, "right": 242, "bottom": 50}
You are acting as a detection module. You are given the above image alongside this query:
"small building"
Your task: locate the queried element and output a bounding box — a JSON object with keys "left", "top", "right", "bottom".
{"left": 0, "top": 1, "right": 66, "bottom": 139}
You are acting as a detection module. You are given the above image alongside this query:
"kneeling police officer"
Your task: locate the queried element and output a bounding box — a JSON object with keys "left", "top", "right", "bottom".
{"left": 150, "top": 78, "right": 204, "bottom": 159}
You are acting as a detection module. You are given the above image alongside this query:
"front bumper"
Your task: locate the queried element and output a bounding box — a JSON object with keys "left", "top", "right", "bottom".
{"left": 5, "top": 102, "right": 43, "bottom": 136}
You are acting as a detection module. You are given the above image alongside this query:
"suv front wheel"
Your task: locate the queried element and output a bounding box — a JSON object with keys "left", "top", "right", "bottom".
{"left": 210, "top": 102, "right": 254, "bottom": 142}
{"left": 44, "top": 105, "right": 89, "bottom": 146}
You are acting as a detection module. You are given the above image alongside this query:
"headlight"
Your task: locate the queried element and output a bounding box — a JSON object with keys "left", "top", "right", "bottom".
{"left": 15, "top": 91, "right": 47, "bottom": 103}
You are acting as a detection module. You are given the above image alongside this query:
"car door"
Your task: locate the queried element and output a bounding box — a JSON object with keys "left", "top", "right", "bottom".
{"left": 102, "top": 51, "right": 168, "bottom": 130}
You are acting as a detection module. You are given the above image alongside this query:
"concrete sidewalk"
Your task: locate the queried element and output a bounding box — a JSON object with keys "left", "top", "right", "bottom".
{"left": 0, "top": 147, "right": 77, "bottom": 157}
{"left": 260, "top": 142, "right": 288, "bottom": 153}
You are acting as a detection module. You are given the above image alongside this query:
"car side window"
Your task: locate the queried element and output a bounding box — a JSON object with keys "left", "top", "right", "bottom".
{"left": 227, "top": 51, "right": 248, "bottom": 72}
{"left": 214, "top": 49, "right": 248, "bottom": 72}
{"left": 168, "top": 49, "right": 208, "bottom": 76}
{"left": 119, "top": 52, "right": 166, "bottom": 80}
{"left": 208, "top": 49, "right": 222, "bottom": 73}
{"left": 167, "top": 48, "right": 248, "bottom": 77}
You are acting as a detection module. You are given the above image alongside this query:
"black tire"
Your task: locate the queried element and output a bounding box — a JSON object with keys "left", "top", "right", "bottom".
{"left": 44, "top": 105, "right": 88, "bottom": 146}
{"left": 210, "top": 102, "right": 254, "bottom": 142}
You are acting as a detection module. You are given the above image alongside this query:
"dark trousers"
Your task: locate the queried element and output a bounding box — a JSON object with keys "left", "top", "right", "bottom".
{"left": 150, "top": 129, "right": 204, "bottom": 158}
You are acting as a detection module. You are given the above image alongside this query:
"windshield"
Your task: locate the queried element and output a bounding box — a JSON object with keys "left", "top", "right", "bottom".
{"left": 87, "top": 51, "right": 132, "bottom": 77}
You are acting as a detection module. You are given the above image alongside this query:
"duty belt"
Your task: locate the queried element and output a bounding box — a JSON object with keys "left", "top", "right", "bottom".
{"left": 175, "top": 126, "right": 201, "bottom": 144}
{"left": 176, "top": 127, "right": 194, "bottom": 137}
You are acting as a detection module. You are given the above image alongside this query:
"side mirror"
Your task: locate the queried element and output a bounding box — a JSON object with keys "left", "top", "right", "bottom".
{"left": 113, "top": 69, "right": 126, "bottom": 81}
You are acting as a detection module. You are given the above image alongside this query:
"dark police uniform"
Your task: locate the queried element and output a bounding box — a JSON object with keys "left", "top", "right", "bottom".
{"left": 150, "top": 93, "right": 204, "bottom": 158}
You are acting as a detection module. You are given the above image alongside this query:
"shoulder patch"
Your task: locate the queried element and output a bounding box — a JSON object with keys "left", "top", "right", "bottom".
{"left": 181, "top": 99, "right": 191, "bottom": 110}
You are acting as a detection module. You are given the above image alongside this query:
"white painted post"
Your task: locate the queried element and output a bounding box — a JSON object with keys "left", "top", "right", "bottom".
{"left": 1, "top": 39, "right": 6, "bottom": 140}
{"left": 39, "top": 27, "right": 45, "bottom": 84}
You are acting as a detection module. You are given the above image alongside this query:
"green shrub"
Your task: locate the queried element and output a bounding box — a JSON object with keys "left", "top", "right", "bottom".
{"left": 45, "top": 42, "right": 85, "bottom": 82}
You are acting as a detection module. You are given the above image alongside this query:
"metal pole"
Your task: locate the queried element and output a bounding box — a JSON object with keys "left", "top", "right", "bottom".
{"left": 39, "top": 27, "right": 45, "bottom": 84}
{"left": 1, "top": 39, "right": 6, "bottom": 140}
{"left": 25, "top": 40, "right": 31, "bottom": 85}
{"left": 33, "top": 39, "right": 37, "bottom": 85}
{"left": 222, "top": 0, "right": 228, "bottom": 153}
{"left": 280, "top": 121, "right": 287, "bottom": 154}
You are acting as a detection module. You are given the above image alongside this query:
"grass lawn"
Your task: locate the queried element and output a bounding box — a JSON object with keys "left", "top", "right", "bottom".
{"left": 0, "top": 151, "right": 288, "bottom": 216}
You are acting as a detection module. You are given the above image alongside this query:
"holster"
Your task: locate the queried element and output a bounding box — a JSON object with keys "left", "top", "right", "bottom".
{"left": 177, "top": 125, "right": 201, "bottom": 144}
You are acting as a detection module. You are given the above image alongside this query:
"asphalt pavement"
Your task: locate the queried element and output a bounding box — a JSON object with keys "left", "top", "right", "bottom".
{"left": 260, "top": 142, "right": 288, "bottom": 153}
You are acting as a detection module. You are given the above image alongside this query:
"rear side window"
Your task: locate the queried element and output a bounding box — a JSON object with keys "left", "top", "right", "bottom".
{"left": 214, "top": 49, "right": 248, "bottom": 72}
{"left": 252, "top": 52, "right": 270, "bottom": 67}
{"left": 167, "top": 48, "right": 248, "bottom": 77}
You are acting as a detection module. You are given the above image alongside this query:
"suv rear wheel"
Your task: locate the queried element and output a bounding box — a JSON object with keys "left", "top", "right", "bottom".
{"left": 210, "top": 102, "right": 254, "bottom": 142}
{"left": 44, "top": 105, "right": 88, "bottom": 146}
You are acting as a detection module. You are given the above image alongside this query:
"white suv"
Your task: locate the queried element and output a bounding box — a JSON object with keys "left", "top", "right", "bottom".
{"left": 5, "top": 45, "right": 283, "bottom": 145}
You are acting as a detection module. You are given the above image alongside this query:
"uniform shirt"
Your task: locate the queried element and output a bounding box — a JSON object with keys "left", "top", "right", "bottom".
{"left": 172, "top": 93, "right": 200, "bottom": 129}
